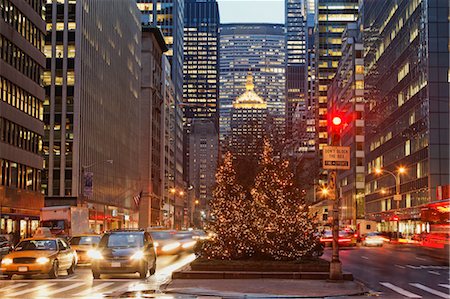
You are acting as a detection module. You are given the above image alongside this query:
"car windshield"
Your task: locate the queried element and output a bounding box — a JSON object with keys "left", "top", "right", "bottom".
{"left": 339, "top": 231, "right": 354, "bottom": 237}
{"left": 322, "top": 231, "right": 332, "bottom": 237}
{"left": 176, "top": 232, "right": 194, "bottom": 240}
{"left": 15, "top": 240, "right": 57, "bottom": 251}
{"left": 100, "top": 233, "right": 144, "bottom": 248}
{"left": 70, "top": 236, "right": 101, "bottom": 245}
{"left": 41, "top": 220, "right": 65, "bottom": 230}
{"left": 366, "top": 232, "right": 381, "bottom": 237}
{"left": 149, "top": 231, "right": 173, "bottom": 240}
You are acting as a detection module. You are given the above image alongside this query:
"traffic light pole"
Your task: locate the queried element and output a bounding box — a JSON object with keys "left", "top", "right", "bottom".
{"left": 329, "top": 172, "right": 342, "bottom": 280}
{"left": 329, "top": 117, "right": 343, "bottom": 281}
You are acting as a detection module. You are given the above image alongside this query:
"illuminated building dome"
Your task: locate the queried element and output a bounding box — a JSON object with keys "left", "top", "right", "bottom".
{"left": 230, "top": 73, "right": 268, "bottom": 157}
{"left": 233, "top": 73, "right": 267, "bottom": 109}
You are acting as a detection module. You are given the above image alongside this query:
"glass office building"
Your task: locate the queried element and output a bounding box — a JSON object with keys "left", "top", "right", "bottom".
{"left": 315, "top": 0, "right": 359, "bottom": 152}
{"left": 219, "top": 24, "right": 286, "bottom": 142}
{"left": 364, "top": 0, "right": 449, "bottom": 236}
{"left": 183, "top": 0, "right": 220, "bottom": 225}
{"left": 285, "top": 0, "right": 307, "bottom": 139}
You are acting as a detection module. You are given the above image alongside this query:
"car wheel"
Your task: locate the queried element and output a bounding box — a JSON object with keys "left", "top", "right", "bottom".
{"left": 139, "top": 262, "right": 148, "bottom": 279}
{"left": 92, "top": 271, "right": 101, "bottom": 279}
{"left": 49, "top": 260, "right": 59, "bottom": 279}
{"left": 67, "top": 259, "right": 76, "bottom": 275}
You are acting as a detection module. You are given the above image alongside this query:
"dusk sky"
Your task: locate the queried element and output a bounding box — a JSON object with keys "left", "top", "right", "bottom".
{"left": 218, "top": 0, "right": 284, "bottom": 24}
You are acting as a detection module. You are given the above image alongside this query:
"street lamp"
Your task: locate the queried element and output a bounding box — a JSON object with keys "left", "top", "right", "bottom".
{"left": 80, "top": 159, "right": 113, "bottom": 233}
{"left": 80, "top": 159, "right": 113, "bottom": 204}
{"left": 320, "top": 187, "right": 329, "bottom": 196}
{"left": 374, "top": 166, "right": 406, "bottom": 240}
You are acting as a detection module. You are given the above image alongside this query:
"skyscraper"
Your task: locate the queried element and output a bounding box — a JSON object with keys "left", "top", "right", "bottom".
{"left": 285, "top": 0, "right": 307, "bottom": 139}
{"left": 0, "top": 0, "right": 45, "bottom": 237}
{"left": 137, "top": 0, "right": 185, "bottom": 210}
{"left": 183, "top": 0, "right": 219, "bottom": 223}
{"left": 43, "top": 0, "right": 142, "bottom": 230}
{"left": 219, "top": 24, "right": 286, "bottom": 142}
{"left": 138, "top": 0, "right": 184, "bottom": 102}
{"left": 363, "top": 0, "right": 449, "bottom": 235}
{"left": 327, "top": 22, "right": 364, "bottom": 228}
{"left": 183, "top": 0, "right": 220, "bottom": 124}
{"left": 230, "top": 74, "right": 268, "bottom": 158}
{"left": 315, "top": 0, "right": 359, "bottom": 152}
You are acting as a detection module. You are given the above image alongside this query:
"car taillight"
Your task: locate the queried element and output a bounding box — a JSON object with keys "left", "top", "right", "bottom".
{"left": 354, "top": 234, "right": 358, "bottom": 237}
{"left": 339, "top": 238, "right": 351, "bottom": 242}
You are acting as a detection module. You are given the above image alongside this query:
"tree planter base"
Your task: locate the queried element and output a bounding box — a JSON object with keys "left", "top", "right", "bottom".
{"left": 173, "top": 259, "right": 353, "bottom": 281}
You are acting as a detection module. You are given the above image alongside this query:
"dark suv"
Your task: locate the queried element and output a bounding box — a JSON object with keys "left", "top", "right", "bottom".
{"left": 90, "top": 230, "right": 156, "bottom": 279}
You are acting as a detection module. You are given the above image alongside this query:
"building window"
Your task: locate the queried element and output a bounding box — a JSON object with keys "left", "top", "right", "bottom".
{"left": 405, "top": 140, "right": 410, "bottom": 156}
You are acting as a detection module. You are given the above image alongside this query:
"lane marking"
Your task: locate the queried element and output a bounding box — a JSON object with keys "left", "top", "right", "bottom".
{"left": 428, "top": 270, "right": 441, "bottom": 275}
{"left": 438, "top": 284, "right": 450, "bottom": 289}
{"left": 74, "top": 282, "right": 114, "bottom": 296}
{"left": 1, "top": 278, "right": 141, "bottom": 282}
{"left": 45, "top": 282, "right": 85, "bottom": 295}
{"left": 6, "top": 283, "right": 57, "bottom": 297}
{"left": 0, "top": 283, "right": 28, "bottom": 292}
{"left": 415, "top": 257, "right": 427, "bottom": 261}
{"left": 379, "top": 282, "right": 422, "bottom": 298}
{"left": 395, "top": 265, "right": 406, "bottom": 269}
{"left": 362, "top": 256, "right": 369, "bottom": 260}
{"left": 102, "top": 282, "right": 135, "bottom": 295}
{"left": 407, "top": 265, "right": 422, "bottom": 269}
{"left": 410, "top": 283, "right": 449, "bottom": 298}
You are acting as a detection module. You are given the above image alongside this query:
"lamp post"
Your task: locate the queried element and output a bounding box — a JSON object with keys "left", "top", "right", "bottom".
{"left": 374, "top": 167, "right": 406, "bottom": 240}
{"left": 80, "top": 159, "right": 113, "bottom": 232}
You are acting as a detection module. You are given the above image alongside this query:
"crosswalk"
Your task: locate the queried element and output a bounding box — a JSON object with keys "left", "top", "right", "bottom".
{"left": 380, "top": 282, "right": 450, "bottom": 298}
{"left": 0, "top": 280, "right": 152, "bottom": 298}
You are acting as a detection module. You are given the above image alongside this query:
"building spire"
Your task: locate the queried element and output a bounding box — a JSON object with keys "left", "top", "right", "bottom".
{"left": 245, "top": 72, "right": 254, "bottom": 91}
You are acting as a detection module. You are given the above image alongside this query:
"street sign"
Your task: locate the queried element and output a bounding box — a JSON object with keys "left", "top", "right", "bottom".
{"left": 394, "top": 194, "right": 402, "bottom": 201}
{"left": 83, "top": 172, "right": 93, "bottom": 197}
{"left": 323, "top": 146, "right": 350, "bottom": 170}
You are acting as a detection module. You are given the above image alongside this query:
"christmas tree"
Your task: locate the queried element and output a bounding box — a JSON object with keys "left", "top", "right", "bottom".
{"left": 251, "top": 139, "right": 322, "bottom": 260}
{"left": 199, "top": 152, "right": 257, "bottom": 260}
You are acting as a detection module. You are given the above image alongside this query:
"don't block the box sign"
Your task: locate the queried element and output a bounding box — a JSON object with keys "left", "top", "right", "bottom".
{"left": 323, "top": 146, "right": 351, "bottom": 170}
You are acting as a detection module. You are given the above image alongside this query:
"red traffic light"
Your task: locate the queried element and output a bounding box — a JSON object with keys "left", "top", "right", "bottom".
{"left": 332, "top": 116, "right": 342, "bottom": 126}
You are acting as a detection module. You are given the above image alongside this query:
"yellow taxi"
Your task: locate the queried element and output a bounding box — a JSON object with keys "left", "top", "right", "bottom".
{"left": 0, "top": 237, "right": 77, "bottom": 279}
{"left": 69, "top": 234, "right": 101, "bottom": 264}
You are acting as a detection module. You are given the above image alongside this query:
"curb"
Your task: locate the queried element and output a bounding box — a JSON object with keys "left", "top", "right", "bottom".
{"left": 163, "top": 286, "right": 368, "bottom": 299}
{"left": 173, "top": 271, "right": 354, "bottom": 281}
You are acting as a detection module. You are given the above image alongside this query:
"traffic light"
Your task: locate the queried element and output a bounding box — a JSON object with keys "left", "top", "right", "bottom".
{"left": 328, "top": 112, "right": 345, "bottom": 145}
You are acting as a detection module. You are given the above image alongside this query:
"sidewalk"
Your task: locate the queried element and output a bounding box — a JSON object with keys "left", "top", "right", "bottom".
{"left": 163, "top": 279, "right": 368, "bottom": 298}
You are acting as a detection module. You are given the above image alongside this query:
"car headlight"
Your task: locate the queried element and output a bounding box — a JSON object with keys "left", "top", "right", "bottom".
{"left": 181, "top": 241, "right": 197, "bottom": 249}
{"left": 36, "top": 257, "right": 50, "bottom": 264}
{"left": 87, "top": 249, "right": 103, "bottom": 260}
{"left": 162, "top": 242, "right": 181, "bottom": 252}
{"left": 130, "top": 251, "right": 144, "bottom": 260}
{"left": 1, "top": 258, "right": 13, "bottom": 265}
{"left": 153, "top": 241, "right": 159, "bottom": 248}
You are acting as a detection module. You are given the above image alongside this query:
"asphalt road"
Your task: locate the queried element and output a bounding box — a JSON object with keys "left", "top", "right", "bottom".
{"left": 0, "top": 252, "right": 196, "bottom": 299}
{"left": 323, "top": 244, "right": 450, "bottom": 298}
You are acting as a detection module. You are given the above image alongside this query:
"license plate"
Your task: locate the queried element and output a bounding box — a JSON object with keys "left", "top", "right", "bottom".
{"left": 111, "top": 262, "right": 121, "bottom": 267}
{"left": 18, "top": 266, "right": 28, "bottom": 272}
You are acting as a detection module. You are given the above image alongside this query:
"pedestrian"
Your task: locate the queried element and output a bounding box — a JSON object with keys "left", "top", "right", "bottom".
{"left": 12, "top": 231, "right": 20, "bottom": 246}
